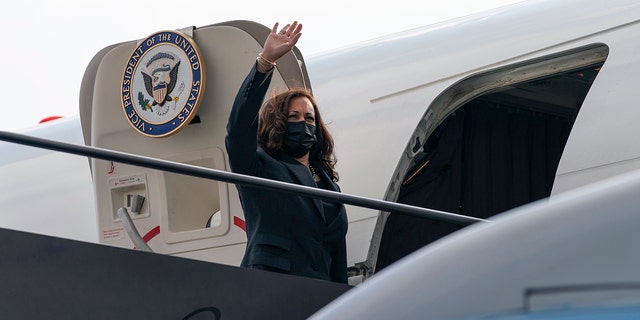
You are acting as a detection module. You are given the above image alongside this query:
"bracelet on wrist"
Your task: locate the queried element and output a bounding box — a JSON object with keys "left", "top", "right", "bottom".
{"left": 258, "top": 53, "right": 276, "bottom": 66}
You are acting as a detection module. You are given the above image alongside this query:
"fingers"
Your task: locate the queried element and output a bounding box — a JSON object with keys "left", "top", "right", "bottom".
{"left": 274, "top": 21, "right": 302, "bottom": 37}
{"left": 279, "top": 23, "right": 291, "bottom": 35}
{"left": 290, "top": 31, "right": 302, "bottom": 46}
{"left": 265, "top": 21, "right": 303, "bottom": 58}
{"left": 289, "top": 22, "right": 302, "bottom": 46}
{"left": 289, "top": 21, "right": 303, "bottom": 37}
{"left": 284, "top": 21, "right": 295, "bottom": 36}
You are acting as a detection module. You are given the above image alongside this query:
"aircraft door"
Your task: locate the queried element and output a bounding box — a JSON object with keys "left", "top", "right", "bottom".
{"left": 80, "top": 20, "right": 310, "bottom": 265}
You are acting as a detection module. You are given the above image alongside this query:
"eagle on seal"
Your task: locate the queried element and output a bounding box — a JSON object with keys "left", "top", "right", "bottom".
{"left": 142, "top": 52, "right": 181, "bottom": 107}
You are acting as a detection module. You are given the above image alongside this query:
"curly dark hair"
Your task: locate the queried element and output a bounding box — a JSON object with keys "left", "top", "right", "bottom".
{"left": 258, "top": 88, "right": 338, "bottom": 182}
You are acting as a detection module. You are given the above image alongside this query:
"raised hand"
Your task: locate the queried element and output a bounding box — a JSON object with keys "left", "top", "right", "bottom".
{"left": 260, "top": 21, "right": 303, "bottom": 64}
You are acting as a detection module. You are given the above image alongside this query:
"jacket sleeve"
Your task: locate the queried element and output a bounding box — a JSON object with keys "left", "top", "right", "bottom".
{"left": 225, "top": 63, "right": 274, "bottom": 175}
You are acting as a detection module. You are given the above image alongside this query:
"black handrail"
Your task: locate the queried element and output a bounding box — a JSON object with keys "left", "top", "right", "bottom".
{"left": 0, "top": 131, "right": 487, "bottom": 225}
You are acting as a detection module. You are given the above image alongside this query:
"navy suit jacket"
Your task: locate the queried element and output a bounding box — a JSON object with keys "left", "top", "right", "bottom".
{"left": 225, "top": 64, "right": 348, "bottom": 283}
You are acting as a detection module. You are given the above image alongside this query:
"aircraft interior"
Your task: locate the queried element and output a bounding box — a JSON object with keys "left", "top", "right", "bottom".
{"left": 375, "top": 61, "right": 604, "bottom": 271}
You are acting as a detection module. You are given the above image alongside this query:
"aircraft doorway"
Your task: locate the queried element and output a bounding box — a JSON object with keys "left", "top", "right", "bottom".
{"left": 373, "top": 44, "right": 608, "bottom": 272}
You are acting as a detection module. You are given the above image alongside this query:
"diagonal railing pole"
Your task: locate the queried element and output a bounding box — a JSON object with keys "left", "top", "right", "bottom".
{"left": 0, "top": 131, "right": 487, "bottom": 226}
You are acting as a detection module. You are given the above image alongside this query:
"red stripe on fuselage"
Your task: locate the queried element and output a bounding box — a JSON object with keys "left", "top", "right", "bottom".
{"left": 234, "top": 216, "right": 246, "bottom": 232}
{"left": 143, "top": 226, "right": 161, "bottom": 243}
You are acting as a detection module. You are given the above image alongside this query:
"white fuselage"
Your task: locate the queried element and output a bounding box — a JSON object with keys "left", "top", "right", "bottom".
{"left": 1, "top": 0, "right": 640, "bottom": 277}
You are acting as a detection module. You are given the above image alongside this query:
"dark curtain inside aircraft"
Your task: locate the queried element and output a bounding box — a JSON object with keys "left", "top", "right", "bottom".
{"left": 376, "top": 100, "right": 574, "bottom": 271}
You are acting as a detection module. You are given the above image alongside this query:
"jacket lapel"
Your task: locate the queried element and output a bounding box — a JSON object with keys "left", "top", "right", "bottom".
{"left": 316, "top": 167, "right": 339, "bottom": 192}
{"left": 280, "top": 156, "right": 325, "bottom": 223}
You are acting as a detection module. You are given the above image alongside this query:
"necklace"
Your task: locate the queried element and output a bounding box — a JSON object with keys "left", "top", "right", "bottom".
{"left": 308, "top": 165, "right": 317, "bottom": 179}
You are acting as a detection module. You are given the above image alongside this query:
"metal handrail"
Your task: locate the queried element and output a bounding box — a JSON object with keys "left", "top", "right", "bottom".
{"left": 117, "top": 207, "right": 153, "bottom": 252}
{"left": 0, "top": 131, "right": 487, "bottom": 226}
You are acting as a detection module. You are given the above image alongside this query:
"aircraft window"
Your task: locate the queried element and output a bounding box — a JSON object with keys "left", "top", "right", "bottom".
{"left": 160, "top": 148, "right": 231, "bottom": 244}
{"left": 375, "top": 44, "right": 608, "bottom": 272}
{"left": 206, "top": 210, "right": 222, "bottom": 228}
{"left": 164, "top": 159, "right": 229, "bottom": 232}
{"left": 164, "top": 160, "right": 222, "bottom": 233}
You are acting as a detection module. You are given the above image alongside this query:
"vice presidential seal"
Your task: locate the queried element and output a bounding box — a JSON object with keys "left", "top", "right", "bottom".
{"left": 121, "top": 30, "right": 205, "bottom": 137}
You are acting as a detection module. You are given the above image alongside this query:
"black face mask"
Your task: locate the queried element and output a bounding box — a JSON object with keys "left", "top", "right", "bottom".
{"left": 283, "top": 121, "right": 317, "bottom": 158}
